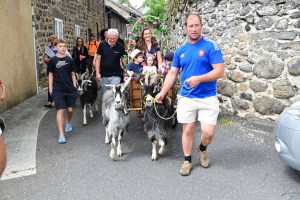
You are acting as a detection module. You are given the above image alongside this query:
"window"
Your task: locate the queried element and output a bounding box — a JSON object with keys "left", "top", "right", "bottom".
{"left": 54, "top": 18, "right": 63, "bottom": 39}
{"left": 88, "top": 0, "right": 91, "bottom": 11}
{"left": 97, "top": 0, "right": 100, "bottom": 14}
{"left": 75, "top": 25, "right": 80, "bottom": 37}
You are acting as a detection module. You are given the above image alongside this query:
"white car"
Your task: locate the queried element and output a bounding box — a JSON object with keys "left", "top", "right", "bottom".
{"left": 274, "top": 98, "right": 300, "bottom": 171}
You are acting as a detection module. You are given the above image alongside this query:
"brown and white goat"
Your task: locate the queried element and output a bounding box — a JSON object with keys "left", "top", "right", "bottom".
{"left": 141, "top": 75, "right": 174, "bottom": 161}
{"left": 102, "top": 77, "right": 131, "bottom": 161}
{"left": 76, "top": 72, "right": 98, "bottom": 126}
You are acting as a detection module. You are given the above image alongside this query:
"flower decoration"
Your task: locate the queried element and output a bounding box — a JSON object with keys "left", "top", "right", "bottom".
{"left": 125, "top": 15, "right": 175, "bottom": 66}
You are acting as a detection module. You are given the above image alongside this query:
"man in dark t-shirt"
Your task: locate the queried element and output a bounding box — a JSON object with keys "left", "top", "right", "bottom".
{"left": 95, "top": 28, "right": 126, "bottom": 94}
{"left": 48, "top": 39, "right": 78, "bottom": 144}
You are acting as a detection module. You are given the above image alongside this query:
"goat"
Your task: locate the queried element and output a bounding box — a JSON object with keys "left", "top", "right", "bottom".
{"left": 141, "top": 75, "right": 174, "bottom": 161}
{"left": 76, "top": 72, "right": 98, "bottom": 126}
{"left": 102, "top": 77, "right": 131, "bottom": 161}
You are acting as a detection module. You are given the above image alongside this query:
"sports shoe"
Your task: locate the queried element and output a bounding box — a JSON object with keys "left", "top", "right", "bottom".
{"left": 58, "top": 136, "right": 66, "bottom": 144}
{"left": 180, "top": 161, "right": 193, "bottom": 176}
{"left": 197, "top": 146, "right": 209, "bottom": 168}
{"left": 0, "top": 118, "right": 6, "bottom": 132}
{"left": 65, "top": 124, "right": 72, "bottom": 133}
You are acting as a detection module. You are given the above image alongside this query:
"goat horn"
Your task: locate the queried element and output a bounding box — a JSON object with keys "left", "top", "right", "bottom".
{"left": 76, "top": 73, "right": 79, "bottom": 80}
{"left": 81, "top": 72, "right": 88, "bottom": 80}
{"left": 81, "top": 80, "right": 88, "bottom": 85}
{"left": 140, "top": 80, "right": 144, "bottom": 86}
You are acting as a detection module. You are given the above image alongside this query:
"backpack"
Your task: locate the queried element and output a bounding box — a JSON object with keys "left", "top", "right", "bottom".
{"left": 87, "top": 41, "right": 97, "bottom": 51}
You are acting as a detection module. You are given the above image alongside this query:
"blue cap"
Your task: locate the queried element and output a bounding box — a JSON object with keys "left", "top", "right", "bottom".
{"left": 164, "top": 52, "right": 174, "bottom": 61}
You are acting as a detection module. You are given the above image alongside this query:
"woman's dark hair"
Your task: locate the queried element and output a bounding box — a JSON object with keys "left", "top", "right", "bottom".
{"left": 100, "top": 28, "right": 108, "bottom": 41}
{"left": 135, "top": 28, "right": 157, "bottom": 52}
{"left": 75, "top": 37, "right": 84, "bottom": 47}
{"left": 134, "top": 36, "right": 140, "bottom": 43}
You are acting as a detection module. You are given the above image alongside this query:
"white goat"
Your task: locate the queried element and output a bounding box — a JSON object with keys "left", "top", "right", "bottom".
{"left": 102, "top": 77, "right": 131, "bottom": 161}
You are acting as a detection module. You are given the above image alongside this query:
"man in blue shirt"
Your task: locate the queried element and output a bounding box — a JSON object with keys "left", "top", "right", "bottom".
{"left": 156, "top": 13, "right": 225, "bottom": 176}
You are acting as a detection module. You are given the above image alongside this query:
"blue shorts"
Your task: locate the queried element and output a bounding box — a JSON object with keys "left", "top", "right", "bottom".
{"left": 52, "top": 90, "right": 78, "bottom": 110}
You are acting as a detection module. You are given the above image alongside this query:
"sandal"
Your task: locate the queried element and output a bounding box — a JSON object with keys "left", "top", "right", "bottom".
{"left": 65, "top": 124, "right": 73, "bottom": 133}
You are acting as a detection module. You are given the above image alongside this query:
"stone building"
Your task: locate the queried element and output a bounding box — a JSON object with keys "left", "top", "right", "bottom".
{"left": 166, "top": 0, "right": 300, "bottom": 120}
{"left": 32, "top": 0, "right": 105, "bottom": 89}
{"left": 105, "top": 0, "right": 141, "bottom": 39}
{"left": 0, "top": 0, "right": 36, "bottom": 112}
{"left": 104, "top": 5, "right": 130, "bottom": 39}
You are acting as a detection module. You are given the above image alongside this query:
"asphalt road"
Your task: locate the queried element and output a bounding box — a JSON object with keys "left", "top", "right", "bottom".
{"left": 0, "top": 93, "right": 300, "bottom": 199}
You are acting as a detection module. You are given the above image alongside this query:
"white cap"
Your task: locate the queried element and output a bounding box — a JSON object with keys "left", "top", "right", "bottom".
{"left": 130, "top": 49, "right": 142, "bottom": 60}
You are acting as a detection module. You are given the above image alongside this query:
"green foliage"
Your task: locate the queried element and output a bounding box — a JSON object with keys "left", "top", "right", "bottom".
{"left": 118, "top": 0, "right": 129, "bottom": 4}
{"left": 143, "top": 0, "right": 166, "bottom": 20}
{"left": 218, "top": 117, "right": 235, "bottom": 125}
{"left": 126, "top": 15, "right": 174, "bottom": 54}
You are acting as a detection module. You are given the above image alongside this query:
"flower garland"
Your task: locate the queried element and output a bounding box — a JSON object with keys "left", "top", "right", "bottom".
{"left": 125, "top": 15, "right": 174, "bottom": 61}
{"left": 124, "top": 15, "right": 175, "bottom": 84}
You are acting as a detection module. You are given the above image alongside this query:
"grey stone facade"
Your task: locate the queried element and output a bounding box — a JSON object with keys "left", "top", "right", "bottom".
{"left": 32, "top": 0, "right": 104, "bottom": 88}
{"left": 166, "top": 0, "right": 300, "bottom": 120}
{"left": 105, "top": 0, "right": 141, "bottom": 39}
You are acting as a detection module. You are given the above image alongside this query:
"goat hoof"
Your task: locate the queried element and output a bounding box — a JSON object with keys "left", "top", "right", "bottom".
{"left": 110, "top": 157, "right": 114, "bottom": 161}
{"left": 83, "top": 123, "right": 87, "bottom": 126}
{"left": 151, "top": 156, "right": 157, "bottom": 161}
{"left": 117, "top": 153, "right": 122, "bottom": 157}
{"left": 158, "top": 149, "right": 164, "bottom": 155}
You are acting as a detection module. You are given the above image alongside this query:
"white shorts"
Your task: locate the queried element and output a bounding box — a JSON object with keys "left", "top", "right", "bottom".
{"left": 177, "top": 96, "right": 219, "bottom": 125}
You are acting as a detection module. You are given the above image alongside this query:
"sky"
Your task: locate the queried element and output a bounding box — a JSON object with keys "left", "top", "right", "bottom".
{"left": 129, "top": 0, "right": 144, "bottom": 8}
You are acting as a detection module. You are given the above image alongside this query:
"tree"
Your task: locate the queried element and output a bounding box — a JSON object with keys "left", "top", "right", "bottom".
{"left": 142, "top": 0, "right": 166, "bottom": 21}
{"left": 118, "top": 0, "right": 130, "bottom": 4}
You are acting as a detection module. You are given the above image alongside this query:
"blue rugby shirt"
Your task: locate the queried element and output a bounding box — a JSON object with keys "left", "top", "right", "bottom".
{"left": 172, "top": 36, "right": 224, "bottom": 98}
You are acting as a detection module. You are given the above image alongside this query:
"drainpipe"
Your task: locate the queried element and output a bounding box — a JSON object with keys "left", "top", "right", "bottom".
{"left": 32, "top": 21, "right": 39, "bottom": 94}
{"left": 103, "top": 0, "right": 106, "bottom": 27}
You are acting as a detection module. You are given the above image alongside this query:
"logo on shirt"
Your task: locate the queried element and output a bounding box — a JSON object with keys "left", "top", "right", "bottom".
{"left": 198, "top": 50, "right": 204, "bottom": 57}
{"left": 114, "top": 51, "right": 119, "bottom": 53}
{"left": 56, "top": 61, "right": 68, "bottom": 68}
{"left": 180, "top": 53, "right": 184, "bottom": 58}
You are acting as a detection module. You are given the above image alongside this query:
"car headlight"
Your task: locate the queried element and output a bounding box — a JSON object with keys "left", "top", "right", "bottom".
{"left": 285, "top": 99, "right": 300, "bottom": 120}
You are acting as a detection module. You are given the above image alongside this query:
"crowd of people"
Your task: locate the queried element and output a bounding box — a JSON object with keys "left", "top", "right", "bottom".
{"left": 0, "top": 13, "right": 225, "bottom": 177}
{"left": 44, "top": 14, "right": 224, "bottom": 176}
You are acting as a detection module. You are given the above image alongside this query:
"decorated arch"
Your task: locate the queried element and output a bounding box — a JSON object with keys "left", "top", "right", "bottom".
{"left": 125, "top": 15, "right": 174, "bottom": 58}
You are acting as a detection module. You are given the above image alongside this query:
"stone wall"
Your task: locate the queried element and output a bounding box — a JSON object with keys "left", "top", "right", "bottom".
{"left": 166, "top": 0, "right": 300, "bottom": 120}
{"left": 32, "top": 0, "right": 104, "bottom": 89}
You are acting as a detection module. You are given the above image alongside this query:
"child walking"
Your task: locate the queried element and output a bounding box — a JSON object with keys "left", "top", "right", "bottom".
{"left": 48, "top": 39, "right": 78, "bottom": 144}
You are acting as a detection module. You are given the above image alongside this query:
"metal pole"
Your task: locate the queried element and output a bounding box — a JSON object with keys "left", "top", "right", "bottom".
{"left": 103, "top": 0, "right": 106, "bottom": 28}
{"left": 32, "top": 21, "right": 39, "bottom": 94}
